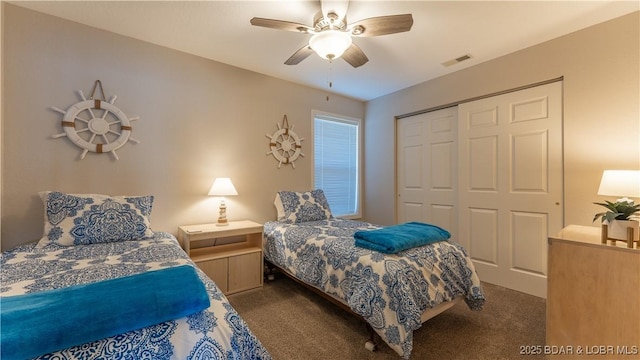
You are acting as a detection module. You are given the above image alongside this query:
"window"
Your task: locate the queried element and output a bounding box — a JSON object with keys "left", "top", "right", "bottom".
{"left": 312, "top": 111, "right": 361, "bottom": 218}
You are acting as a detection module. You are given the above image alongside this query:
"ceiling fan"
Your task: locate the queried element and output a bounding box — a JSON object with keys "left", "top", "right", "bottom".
{"left": 250, "top": 0, "right": 413, "bottom": 68}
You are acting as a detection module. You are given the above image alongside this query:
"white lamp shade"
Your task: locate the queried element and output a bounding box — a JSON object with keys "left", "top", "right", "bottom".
{"left": 208, "top": 177, "right": 238, "bottom": 196}
{"left": 597, "top": 170, "right": 640, "bottom": 199}
{"left": 309, "top": 30, "right": 352, "bottom": 60}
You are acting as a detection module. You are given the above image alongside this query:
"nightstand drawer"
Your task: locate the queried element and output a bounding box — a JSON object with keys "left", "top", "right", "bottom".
{"left": 195, "top": 258, "right": 228, "bottom": 292}
{"left": 229, "top": 251, "right": 262, "bottom": 294}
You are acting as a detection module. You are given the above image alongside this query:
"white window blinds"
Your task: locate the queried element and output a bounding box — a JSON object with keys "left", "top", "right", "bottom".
{"left": 313, "top": 115, "right": 360, "bottom": 217}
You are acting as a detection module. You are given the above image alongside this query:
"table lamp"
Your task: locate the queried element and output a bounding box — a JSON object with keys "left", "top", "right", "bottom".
{"left": 597, "top": 170, "right": 640, "bottom": 203}
{"left": 208, "top": 177, "right": 238, "bottom": 226}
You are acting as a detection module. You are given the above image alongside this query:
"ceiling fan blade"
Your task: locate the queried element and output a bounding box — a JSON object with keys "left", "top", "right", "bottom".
{"left": 349, "top": 14, "right": 413, "bottom": 37}
{"left": 250, "top": 17, "right": 313, "bottom": 33}
{"left": 342, "top": 43, "right": 368, "bottom": 68}
{"left": 285, "top": 45, "right": 315, "bottom": 65}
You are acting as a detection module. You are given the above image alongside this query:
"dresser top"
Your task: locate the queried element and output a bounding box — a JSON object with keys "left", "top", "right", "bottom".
{"left": 550, "top": 225, "right": 639, "bottom": 253}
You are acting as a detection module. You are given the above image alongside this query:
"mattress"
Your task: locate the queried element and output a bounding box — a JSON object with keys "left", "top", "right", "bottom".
{"left": 0, "top": 232, "right": 271, "bottom": 360}
{"left": 263, "top": 218, "right": 485, "bottom": 359}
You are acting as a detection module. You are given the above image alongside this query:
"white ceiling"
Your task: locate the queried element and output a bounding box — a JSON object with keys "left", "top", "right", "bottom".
{"left": 9, "top": 0, "right": 639, "bottom": 101}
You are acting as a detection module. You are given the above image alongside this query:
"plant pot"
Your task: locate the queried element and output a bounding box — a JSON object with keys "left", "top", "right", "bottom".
{"left": 605, "top": 219, "right": 639, "bottom": 241}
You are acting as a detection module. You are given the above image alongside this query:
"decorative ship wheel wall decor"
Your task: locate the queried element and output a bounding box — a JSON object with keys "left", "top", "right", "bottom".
{"left": 51, "top": 80, "right": 140, "bottom": 160}
{"left": 266, "top": 115, "right": 304, "bottom": 168}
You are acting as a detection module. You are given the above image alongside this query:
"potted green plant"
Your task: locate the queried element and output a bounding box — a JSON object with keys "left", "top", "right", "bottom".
{"left": 593, "top": 200, "right": 640, "bottom": 240}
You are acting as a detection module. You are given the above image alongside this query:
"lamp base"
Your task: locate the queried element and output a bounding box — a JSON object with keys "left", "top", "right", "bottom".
{"left": 217, "top": 199, "right": 229, "bottom": 226}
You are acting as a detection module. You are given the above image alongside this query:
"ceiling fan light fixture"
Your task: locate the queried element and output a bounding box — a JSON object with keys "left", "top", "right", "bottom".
{"left": 309, "top": 30, "right": 352, "bottom": 60}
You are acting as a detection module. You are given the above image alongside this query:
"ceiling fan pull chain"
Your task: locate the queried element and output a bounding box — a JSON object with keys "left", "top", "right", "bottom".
{"left": 326, "top": 63, "right": 334, "bottom": 101}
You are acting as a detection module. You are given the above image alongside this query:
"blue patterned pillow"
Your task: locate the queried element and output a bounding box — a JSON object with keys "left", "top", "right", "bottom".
{"left": 274, "top": 189, "right": 333, "bottom": 223}
{"left": 38, "top": 191, "right": 155, "bottom": 247}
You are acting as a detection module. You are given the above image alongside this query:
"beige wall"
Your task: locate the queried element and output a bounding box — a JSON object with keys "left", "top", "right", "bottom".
{"left": 0, "top": 2, "right": 3, "bottom": 246}
{"left": 1, "top": 4, "right": 365, "bottom": 250}
{"left": 364, "top": 11, "right": 640, "bottom": 228}
{"left": 3, "top": 6, "right": 639, "bottom": 251}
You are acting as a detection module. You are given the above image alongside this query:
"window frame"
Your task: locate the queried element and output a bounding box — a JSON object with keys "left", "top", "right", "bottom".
{"left": 311, "top": 110, "right": 363, "bottom": 219}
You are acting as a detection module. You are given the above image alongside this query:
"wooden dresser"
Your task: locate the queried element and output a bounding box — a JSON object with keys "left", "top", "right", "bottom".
{"left": 547, "top": 225, "right": 639, "bottom": 359}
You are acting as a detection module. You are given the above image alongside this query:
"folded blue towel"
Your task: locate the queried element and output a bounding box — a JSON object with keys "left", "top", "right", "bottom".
{"left": 1, "top": 265, "right": 210, "bottom": 360}
{"left": 354, "top": 222, "right": 450, "bottom": 253}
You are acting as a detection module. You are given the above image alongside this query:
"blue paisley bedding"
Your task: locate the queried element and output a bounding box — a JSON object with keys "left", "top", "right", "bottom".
{"left": 0, "top": 232, "right": 271, "bottom": 360}
{"left": 263, "top": 219, "right": 485, "bottom": 359}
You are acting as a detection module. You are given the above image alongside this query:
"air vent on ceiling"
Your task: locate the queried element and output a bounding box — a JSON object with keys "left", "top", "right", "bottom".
{"left": 441, "top": 54, "right": 473, "bottom": 67}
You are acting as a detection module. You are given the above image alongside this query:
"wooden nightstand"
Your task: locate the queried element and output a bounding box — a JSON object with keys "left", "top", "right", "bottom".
{"left": 178, "top": 220, "right": 263, "bottom": 295}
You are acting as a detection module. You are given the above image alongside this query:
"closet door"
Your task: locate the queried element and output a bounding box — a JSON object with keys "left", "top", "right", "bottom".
{"left": 396, "top": 107, "right": 458, "bottom": 239}
{"left": 458, "top": 81, "right": 563, "bottom": 298}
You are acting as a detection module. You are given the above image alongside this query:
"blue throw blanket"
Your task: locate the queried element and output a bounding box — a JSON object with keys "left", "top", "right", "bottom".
{"left": 1, "top": 265, "right": 210, "bottom": 360}
{"left": 354, "top": 222, "right": 451, "bottom": 253}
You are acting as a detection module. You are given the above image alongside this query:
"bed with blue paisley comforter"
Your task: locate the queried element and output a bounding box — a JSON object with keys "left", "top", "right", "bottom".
{"left": 263, "top": 218, "right": 485, "bottom": 359}
{"left": 1, "top": 232, "right": 271, "bottom": 360}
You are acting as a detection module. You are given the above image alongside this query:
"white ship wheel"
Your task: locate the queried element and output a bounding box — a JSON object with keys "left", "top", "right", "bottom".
{"left": 52, "top": 82, "right": 140, "bottom": 160}
{"left": 266, "top": 115, "right": 304, "bottom": 168}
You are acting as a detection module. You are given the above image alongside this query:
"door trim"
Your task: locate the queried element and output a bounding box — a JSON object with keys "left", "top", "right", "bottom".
{"left": 396, "top": 77, "right": 564, "bottom": 120}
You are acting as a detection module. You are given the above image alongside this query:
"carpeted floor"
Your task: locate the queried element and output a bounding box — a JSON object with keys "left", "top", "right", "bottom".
{"left": 227, "top": 273, "right": 546, "bottom": 360}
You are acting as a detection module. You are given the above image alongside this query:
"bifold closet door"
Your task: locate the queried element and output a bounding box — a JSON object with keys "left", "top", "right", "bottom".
{"left": 457, "top": 81, "right": 563, "bottom": 298}
{"left": 396, "top": 107, "right": 458, "bottom": 241}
